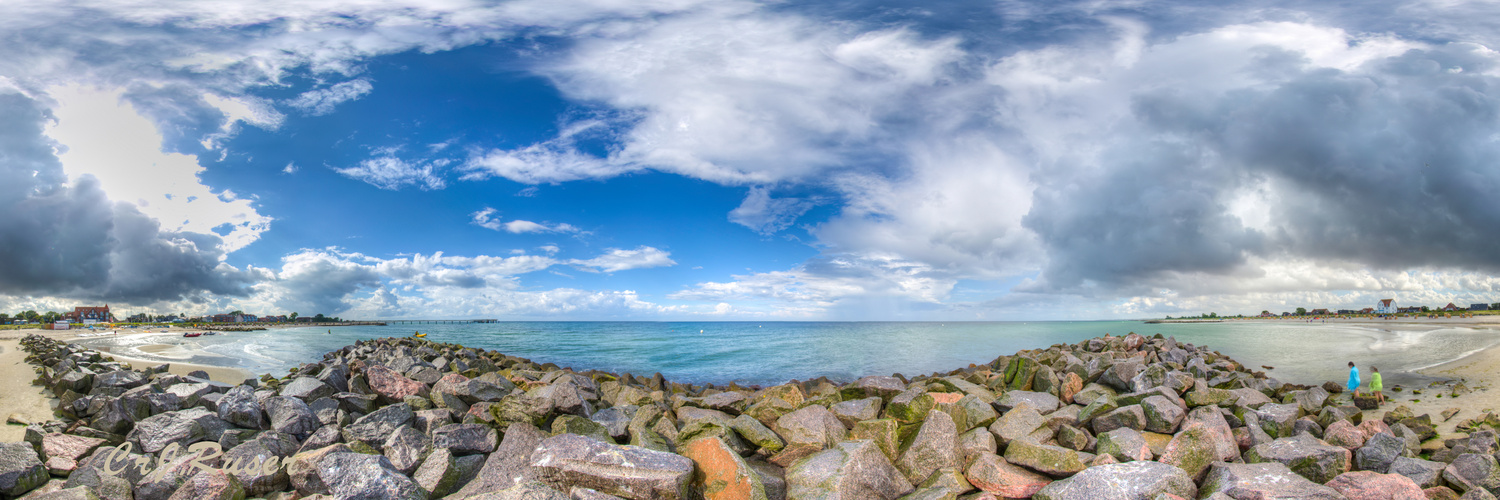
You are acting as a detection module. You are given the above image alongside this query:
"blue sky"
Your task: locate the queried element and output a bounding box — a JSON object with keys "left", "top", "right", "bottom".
{"left": 2, "top": 0, "right": 1500, "bottom": 320}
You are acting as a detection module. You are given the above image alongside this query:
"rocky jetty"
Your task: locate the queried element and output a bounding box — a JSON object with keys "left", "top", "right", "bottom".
{"left": 6, "top": 332, "right": 1497, "bottom": 499}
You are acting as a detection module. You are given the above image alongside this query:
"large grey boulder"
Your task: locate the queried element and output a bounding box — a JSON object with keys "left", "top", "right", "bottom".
{"left": 530, "top": 434, "right": 694, "bottom": 499}
{"left": 1246, "top": 403, "right": 1301, "bottom": 438}
{"left": 413, "top": 448, "right": 461, "bottom": 499}
{"left": 1183, "top": 405, "right": 1239, "bottom": 462}
{"left": 590, "top": 406, "right": 634, "bottom": 440}
{"left": 165, "top": 382, "right": 215, "bottom": 408}
{"left": 134, "top": 451, "right": 208, "bottom": 500}
{"left": 1097, "top": 361, "right": 1141, "bottom": 392}
{"left": 1095, "top": 428, "right": 1152, "bottom": 462}
{"left": 317, "top": 451, "right": 426, "bottom": 499}
{"left": 830, "top": 398, "right": 883, "bottom": 428}
{"left": 281, "top": 377, "right": 337, "bottom": 402}
{"left": 1003, "top": 439, "right": 1086, "bottom": 476}
{"left": 383, "top": 425, "right": 432, "bottom": 475}
{"left": 223, "top": 438, "right": 289, "bottom": 496}
{"left": 987, "top": 404, "right": 1045, "bottom": 447}
{"left": 775, "top": 406, "right": 847, "bottom": 450}
{"left": 1091, "top": 405, "right": 1146, "bottom": 434}
{"left": 1198, "top": 461, "right": 1344, "bottom": 499}
{"left": 1444, "top": 453, "right": 1500, "bottom": 495}
{"left": 218, "top": 385, "right": 265, "bottom": 429}
{"left": 128, "top": 409, "right": 206, "bottom": 453}
{"left": 1032, "top": 461, "right": 1196, "bottom": 500}
{"left": 343, "top": 403, "right": 414, "bottom": 448}
{"left": 0, "top": 443, "right": 47, "bottom": 497}
{"left": 433, "top": 374, "right": 511, "bottom": 404}
{"left": 266, "top": 396, "right": 320, "bottom": 441}
{"left": 431, "top": 423, "right": 498, "bottom": 455}
{"left": 895, "top": 410, "right": 958, "bottom": 485}
{"left": 1355, "top": 432, "right": 1406, "bottom": 474}
{"left": 454, "top": 422, "right": 546, "bottom": 497}
{"left": 786, "top": 439, "right": 914, "bottom": 499}
{"left": 1140, "top": 395, "right": 1184, "bottom": 434}
{"left": 1389, "top": 456, "right": 1448, "bottom": 488}
{"left": 995, "top": 391, "right": 1061, "bottom": 413}
{"left": 1244, "top": 433, "right": 1351, "bottom": 484}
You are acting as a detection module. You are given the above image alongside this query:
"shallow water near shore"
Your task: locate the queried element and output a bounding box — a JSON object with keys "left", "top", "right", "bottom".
{"left": 75, "top": 321, "right": 1499, "bottom": 388}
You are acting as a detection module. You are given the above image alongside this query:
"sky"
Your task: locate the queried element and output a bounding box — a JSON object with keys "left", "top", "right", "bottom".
{"left": 2, "top": 0, "right": 1500, "bottom": 321}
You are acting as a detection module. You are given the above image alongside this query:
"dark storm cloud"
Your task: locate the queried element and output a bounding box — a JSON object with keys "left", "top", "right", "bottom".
{"left": 1022, "top": 42, "right": 1500, "bottom": 294}
{"left": 0, "top": 91, "right": 258, "bottom": 303}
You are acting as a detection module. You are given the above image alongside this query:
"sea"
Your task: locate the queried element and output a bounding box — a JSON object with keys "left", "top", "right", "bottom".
{"left": 75, "top": 321, "right": 1500, "bottom": 389}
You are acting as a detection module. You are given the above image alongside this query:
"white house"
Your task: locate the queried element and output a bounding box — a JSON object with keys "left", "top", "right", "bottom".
{"left": 1376, "top": 299, "right": 1397, "bottom": 314}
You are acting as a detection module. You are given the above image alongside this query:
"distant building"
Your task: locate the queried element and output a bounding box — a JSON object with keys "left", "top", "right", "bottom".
{"left": 1399, "top": 306, "right": 1422, "bottom": 313}
{"left": 1471, "top": 304, "right": 1490, "bottom": 311}
{"left": 1443, "top": 303, "right": 1461, "bottom": 312}
{"left": 1310, "top": 308, "right": 1331, "bottom": 315}
{"left": 1337, "top": 309, "right": 1356, "bottom": 315}
{"left": 64, "top": 306, "right": 114, "bottom": 324}
{"left": 1376, "top": 299, "right": 1397, "bottom": 314}
{"left": 1360, "top": 308, "right": 1375, "bottom": 314}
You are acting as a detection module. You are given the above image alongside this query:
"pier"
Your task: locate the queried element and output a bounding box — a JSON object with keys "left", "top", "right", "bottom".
{"left": 378, "top": 319, "right": 499, "bottom": 324}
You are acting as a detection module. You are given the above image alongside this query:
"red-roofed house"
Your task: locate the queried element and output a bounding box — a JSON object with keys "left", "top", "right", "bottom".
{"left": 1443, "top": 303, "right": 1461, "bottom": 312}
{"left": 64, "top": 306, "right": 114, "bottom": 324}
{"left": 1360, "top": 308, "right": 1375, "bottom": 314}
{"left": 1376, "top": 299, "right": 1397, "bottom": 314}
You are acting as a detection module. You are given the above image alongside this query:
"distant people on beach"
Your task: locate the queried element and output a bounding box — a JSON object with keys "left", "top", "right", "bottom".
{"left": 1347, "top": 361, "right": 1361, "bottom": 397}
{"left": 1371, "top": 367, "right": 1385, "bottom": 406}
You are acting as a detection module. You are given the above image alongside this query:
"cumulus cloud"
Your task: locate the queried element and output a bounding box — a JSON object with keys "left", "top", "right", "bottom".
{"left": 470, "top": 208, "right": 581, "bottom": 234}
{"left": 335, "top": 155, "right": 447, "bottom": 190}
{"left": 670, "top": 254, "right": 954, "bottom": 317}
{"left": 10, "top": 0, "right": 1500, "bottom": 318}
{"left": 235, "top": 247, "right": 679, "bottom": 318}
{"left": 0, "top": 91, "right": 260, "bottom": 303}
{"left": 570, "top": 247, "right": 676, "bottom": 273}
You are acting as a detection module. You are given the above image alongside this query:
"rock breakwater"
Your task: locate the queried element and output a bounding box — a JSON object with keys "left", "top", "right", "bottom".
{"left": 3, "top": 332, "right": 1494, "bottom": 499}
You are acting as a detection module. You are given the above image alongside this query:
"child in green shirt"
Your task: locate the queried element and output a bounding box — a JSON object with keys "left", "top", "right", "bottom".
{"left": 1370, "top": 367, "right": 1384, "bottom": 406}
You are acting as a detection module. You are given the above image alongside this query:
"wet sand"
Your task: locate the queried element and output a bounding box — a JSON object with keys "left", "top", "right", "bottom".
{"left": 0, "top": 340, "right": 56, "bottom": 442}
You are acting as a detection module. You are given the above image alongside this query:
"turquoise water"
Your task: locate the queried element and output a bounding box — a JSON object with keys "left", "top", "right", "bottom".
{"left": 77, "top": 321, "right": 1500, "bottom": 388}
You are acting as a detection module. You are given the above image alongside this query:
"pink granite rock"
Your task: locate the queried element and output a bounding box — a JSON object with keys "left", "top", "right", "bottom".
{"left": 1323, "top": 420, "right": 1368, "bottom": 450}
{"left": 965, "top": 454, "right": 1050, "bottom": 498}
{"left": 365, "top": 365, "right": 428, "bottom": 402}
{"left": 1325, "top": 471, "right": 1426, "bottom": 500}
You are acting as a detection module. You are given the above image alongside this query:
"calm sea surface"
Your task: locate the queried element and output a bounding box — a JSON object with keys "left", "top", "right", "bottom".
{"left": 78, "top": 321, "right": 1500, "bottom": 388}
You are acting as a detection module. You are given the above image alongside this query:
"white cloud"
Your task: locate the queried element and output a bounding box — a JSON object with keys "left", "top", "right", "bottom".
{"left": 727, "top": 186, "right": 815, "bottom": 235}
{"left": 45, "top": 85, "right": 272, "bottom": 252}
{"left": 670, "top": 253, "right": 954, "bottom": 317}
{"left": 470, "top": 207, "right": 581, "bottom": 234}
{"left": 286, "top": 78, "right": 374, "bottom": 115}
{"left": 282, "top": 162, "right": 298, "bottom": 174}
{"left": 335, "top": 155, "right": 447, "bottom": 190}
{"left": 570, "top": 246, "right": 676, "bottom": 273}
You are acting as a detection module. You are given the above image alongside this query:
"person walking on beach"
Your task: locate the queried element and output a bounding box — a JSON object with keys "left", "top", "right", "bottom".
{"left": 1371, "top": 367, "right": 1385, "bottom": 406}
{"left": 1348, "top": 362, "right": 1361, "bottom": 397}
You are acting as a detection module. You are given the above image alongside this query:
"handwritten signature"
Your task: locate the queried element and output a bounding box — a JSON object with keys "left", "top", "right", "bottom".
{"left": 93, "top": 441, "right": 280, "bottom": 481}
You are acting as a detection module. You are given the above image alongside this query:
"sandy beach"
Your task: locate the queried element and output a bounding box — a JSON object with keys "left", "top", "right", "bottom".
{"left": 0, "top": 339, "right": 55, "bottom": 442}
{"left": 1239, "top": 316, "right": 1500, "bottom": 438}
{"left": 0, "top": 328, "right": 254, "bottom": 441}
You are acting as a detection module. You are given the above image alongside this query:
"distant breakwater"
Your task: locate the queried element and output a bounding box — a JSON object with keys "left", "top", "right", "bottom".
{"left": 2, "top": 332, "right": 1491, "bottom": 499}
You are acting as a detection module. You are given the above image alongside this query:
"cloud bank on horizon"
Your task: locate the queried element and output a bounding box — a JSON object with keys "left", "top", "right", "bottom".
{"left": 1, "top": 0, "right": 1499, "bottom": 320}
